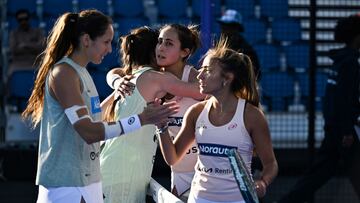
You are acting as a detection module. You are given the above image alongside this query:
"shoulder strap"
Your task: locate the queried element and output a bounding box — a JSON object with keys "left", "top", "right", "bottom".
{"left": 182, "top": 65, "right": 192, "bottom": 82}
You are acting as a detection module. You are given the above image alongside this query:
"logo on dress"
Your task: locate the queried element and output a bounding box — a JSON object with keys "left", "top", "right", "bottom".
{"left": 196, "top": 121, "right": 207, "bottom": 130}
{"left": 168, "top": 117, "right": 183, "bottom": 127}
{"left": 228, "top": 123, "right": 238, "bottom": 130}
{"left": 196, "top": 122, "right": 208, "bottom": 135}
{"left": 198, "top": 143, "right": 237, "bottom": 157}
{"left": 90, "top": 151, "right": 100, "bottom": 160}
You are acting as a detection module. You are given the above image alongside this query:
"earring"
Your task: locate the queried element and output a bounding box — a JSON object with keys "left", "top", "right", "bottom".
{"left": 222, "top": 81, "right": 226, "bottom": 87}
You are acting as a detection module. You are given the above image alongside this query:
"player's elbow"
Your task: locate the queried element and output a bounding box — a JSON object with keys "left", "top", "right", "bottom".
{"left": 264, "top": 159, "right": 279, "bottom": 177}
{"left": 83, "top": 135, "right": 98, "bottom": 144}
{"left": 167, "top": 160, "right": 177, "bottom": 166}
{"left": 74, "top": 123, "right": 101, "bottom": 144}
{"left": 78, "top": 130, "right": 99, "bottom": 144}
{"left": 163, "top": 156, "right": 178, "bottom": 166}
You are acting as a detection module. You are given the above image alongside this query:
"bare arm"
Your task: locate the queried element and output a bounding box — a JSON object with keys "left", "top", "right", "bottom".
{"left": 109, "top": 67, "right": 205, "bottom": 101}
{"left": 50, "top": 64, "right": 105, "bottom": 144}
{"left": 50, "top": 64, "right": 179, "bottom": 144}
{"left": 245, "top": 104, "right": 278, "bottom": 197}
{"left": 160, "top": 71, "right": 204, "bottom": 100}
{"left": 139, "top": 70, "right": 205, "bottom": 101}
{"left": 158, "top": 102, "right": 204, "bottom": 165}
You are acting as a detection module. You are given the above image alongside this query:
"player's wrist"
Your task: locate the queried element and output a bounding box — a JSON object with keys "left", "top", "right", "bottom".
{"left": 107, "top": 73, "right": 121, "bottom": 89}
{"left": 120, "top": 115, "right": 142, "bottom": 134}
{"left": 112, "top": 77, "right": 121, "bottom": 89}
{"left": 156, "top": 123, "right": 169, "bottom": 135}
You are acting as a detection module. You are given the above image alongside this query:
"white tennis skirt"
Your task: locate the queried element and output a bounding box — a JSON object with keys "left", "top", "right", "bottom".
{"left": 187, "top": 190, "right": 246, "bottom": 203}
{"left": 37, "top": 181, "right": 103, "bottom": 203}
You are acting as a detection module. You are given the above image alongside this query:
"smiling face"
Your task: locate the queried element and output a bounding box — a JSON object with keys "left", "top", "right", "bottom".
{"left": 155, "top": 27, "right": 188, "bottom": 67}
{"left": 197, "top": 55, "right": 226, "bottom": 95}
{"left": 86, "top": 24, "right": 114, "bottom": 64}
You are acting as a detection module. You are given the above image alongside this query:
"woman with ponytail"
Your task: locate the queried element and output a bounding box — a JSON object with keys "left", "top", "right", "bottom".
{"left": 22, "top": 10, "right": 178, "bottom": 203}
{"left": 157, "top": 39, "right": 278, "bottom": 203}
{"left": 106, "top": 23, "right": 203, "bottom": 201}
{"left": 99, "top": 26, "right": 204, "bottom": 203}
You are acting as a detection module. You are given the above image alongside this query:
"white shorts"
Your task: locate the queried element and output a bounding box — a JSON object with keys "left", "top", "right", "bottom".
{"left": 187, "top": 191, "right": 246, "bottom": 203}
{"left": 171, "top": 171, "right": 194, "bottom": 196}
{"left": 37, "top": 181, "right": 103, "bottom": 203}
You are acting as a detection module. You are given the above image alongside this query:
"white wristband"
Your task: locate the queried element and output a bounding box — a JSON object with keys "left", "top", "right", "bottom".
{"left": 119, "top": 115, "right": 142, "bottom": 134}
{"left": 106, "top": 73, "right": 121, "bottom": 89}
{"left": 103, "top": 121, "right": 122, "bottom": 140}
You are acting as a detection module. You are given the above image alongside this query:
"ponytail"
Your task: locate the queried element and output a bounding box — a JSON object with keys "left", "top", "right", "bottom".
{"left": 22, "top": 13, "right": 78, "bottom": 127}
{"left": 237, "top": 53, "right": 259, "bottom": 107}
{"left": 22, "top": 10, "right": 112, "bottom": 127}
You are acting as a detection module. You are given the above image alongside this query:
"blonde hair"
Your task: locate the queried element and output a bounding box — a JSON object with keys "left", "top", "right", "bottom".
{"left": 205, "top": 38, "right": 260, "bottom": 107}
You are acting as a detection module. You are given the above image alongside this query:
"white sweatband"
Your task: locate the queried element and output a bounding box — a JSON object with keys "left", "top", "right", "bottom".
{"left": 103, "top": 121, "right": 123, "bottom": 140}
{"left": 106, "top": 73, "right": 121, "bottom": 89}
{"left": 64, "top": 105, "right": 88, "bottom": 125}
{"left": 119, "top": 115, "right": 142, "bottom": 134}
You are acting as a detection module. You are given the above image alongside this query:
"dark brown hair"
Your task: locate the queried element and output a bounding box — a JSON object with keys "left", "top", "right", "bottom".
{"left": 160, "top": 24, "right": 201, "bottom": 61}
{"left": 103, "top": 26, "right": 159, "bottom": 121}
{"left": 120, "top": 26, "right": 159, "bottom": 75}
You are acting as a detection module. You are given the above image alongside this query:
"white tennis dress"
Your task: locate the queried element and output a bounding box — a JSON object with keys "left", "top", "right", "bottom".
{"left": 189, "top": 97, "right": 254, "bottom": 202}
{"left": 167, "top": 65, "right": 199, "bottom": 196}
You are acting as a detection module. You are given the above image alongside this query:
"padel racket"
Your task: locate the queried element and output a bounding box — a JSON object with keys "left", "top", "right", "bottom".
{"left": 227, "top": 148, "right": 259, "bottom": 203}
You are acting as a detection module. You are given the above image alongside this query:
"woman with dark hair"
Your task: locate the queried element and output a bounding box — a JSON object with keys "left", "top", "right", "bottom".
{"left": 22, "top": 10, "right": 177, "bottom": 203}
{"left": 99, "top": 26, "right": 204, "bottom": 203}
{"left": 105, "top": 23, "right": 204, "bottom": 201}
{"left": 155, "top": 23, "right": 202, "bottom": 200}
{"left": 279, "top": 14, "right": 360, "bottom": 203}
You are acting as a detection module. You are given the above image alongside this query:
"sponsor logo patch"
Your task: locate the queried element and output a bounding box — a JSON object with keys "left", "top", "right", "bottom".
{"left": 198, "top": 143, "right": 237, "bottom": 157}
{"left": 168, "top": 117, "right": 183, "bottom": 127}
{"left": 90, "top": 96, "right": 101, "bottom": 114}
{"left": 90, "top": 151, "right": 100, "bottom": 160}
{"left": 127, "top": 116, "right": 135, "bottom": 125}
{"left": 197, "top": 166, "right": 233, "bottom": 174}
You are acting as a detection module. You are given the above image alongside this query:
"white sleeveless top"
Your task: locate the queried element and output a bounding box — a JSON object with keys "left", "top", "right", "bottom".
{"left": 37, "top": 57, "right": 101, "bottom": 187}
{"left": 167, "top": 65, "right": 199, "bottom": 172}
{"left": 100, "top": 67, "right": 157, "bottom": 203}
{"left": 191, "top": 97, "right": 254, "bottom": 202}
